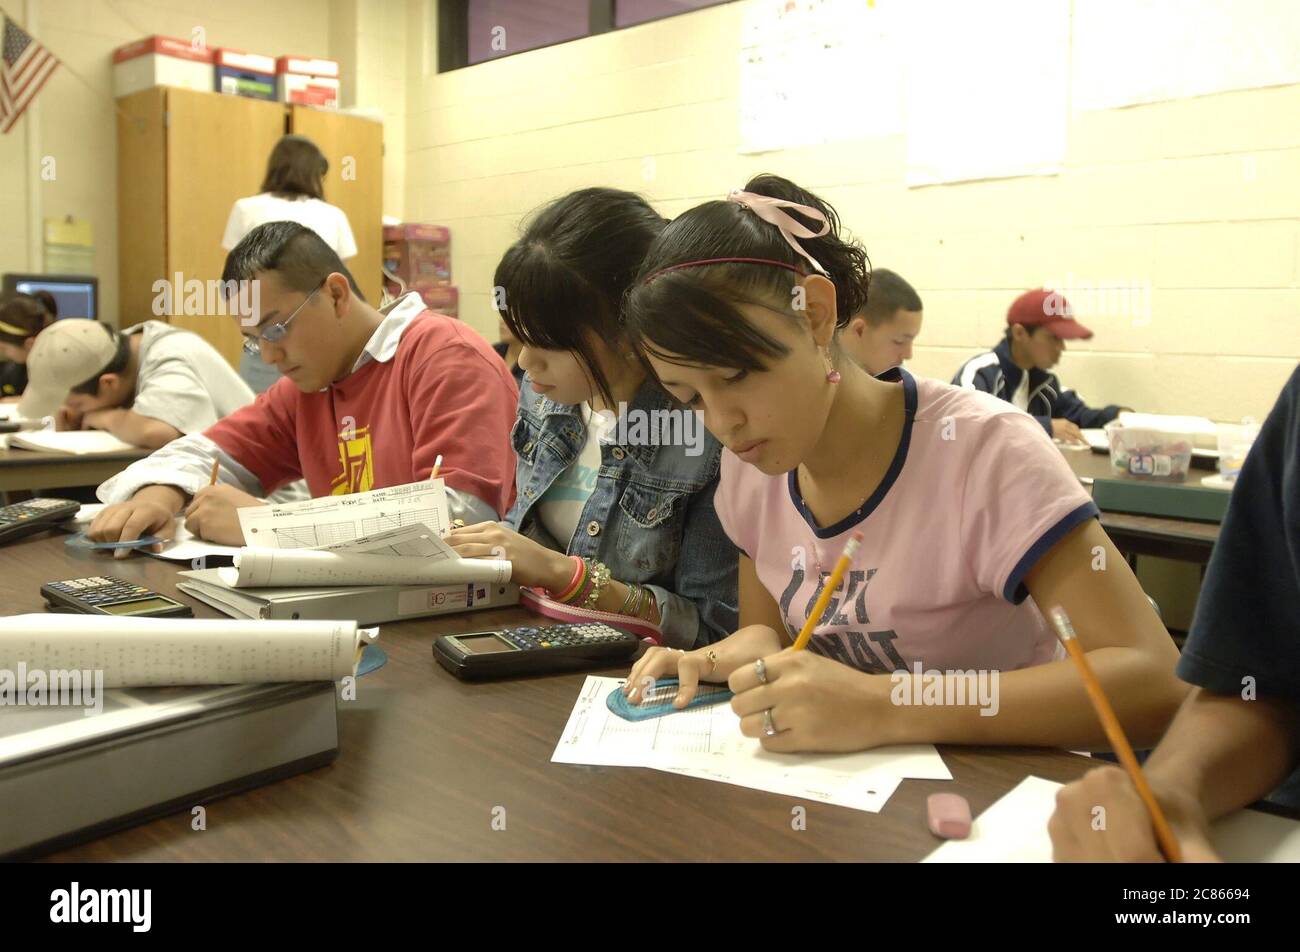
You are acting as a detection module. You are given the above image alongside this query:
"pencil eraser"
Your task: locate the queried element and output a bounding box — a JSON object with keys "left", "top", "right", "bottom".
{"left": 926, "top": 793, "right": 972, "bottom": 839}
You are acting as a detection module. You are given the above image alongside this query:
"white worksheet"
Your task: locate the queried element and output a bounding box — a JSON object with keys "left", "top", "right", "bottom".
{"left": 553, "top": 676, "right": 950, "bottom": 814}
{"left": 924, "top": 775, "right": 1300, "bottom": 863}
{"left": 237, "top": 478, "right": 451, "bottom": 548}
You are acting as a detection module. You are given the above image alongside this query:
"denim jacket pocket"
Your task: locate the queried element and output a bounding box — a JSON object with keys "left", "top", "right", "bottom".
{"left": 511, "top": 415, "right": 539, "bottom": 464}
{"left": 615, "top": 482, "right": 686, "bottom": 578}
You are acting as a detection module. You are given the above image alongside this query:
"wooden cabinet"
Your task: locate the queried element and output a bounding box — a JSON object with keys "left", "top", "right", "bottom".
{"left": 117, "top": 87, "right": 383, "bottom": 366}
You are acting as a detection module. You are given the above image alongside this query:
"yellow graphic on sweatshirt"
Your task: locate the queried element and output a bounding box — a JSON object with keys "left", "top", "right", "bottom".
{"left": 331, "top": 426, "right": 374, "bottom": 495}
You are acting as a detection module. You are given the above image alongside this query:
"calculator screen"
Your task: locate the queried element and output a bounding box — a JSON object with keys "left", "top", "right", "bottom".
{"left": 101, "top": 597, "right": 178, "bottom": 615}
{"left": 458, "top": 633, "right": 515, "bottom": 654}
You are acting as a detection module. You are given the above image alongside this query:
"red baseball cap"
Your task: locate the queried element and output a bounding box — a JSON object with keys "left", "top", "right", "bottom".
{"left": 1006, "top": 289, "right": 1094, "bottom": 340}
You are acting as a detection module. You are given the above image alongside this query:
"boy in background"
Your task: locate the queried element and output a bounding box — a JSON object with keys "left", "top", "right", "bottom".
{"left": 835, "top": 269, "right": 923, "bottom": 376}
{"left": 953, "top": 288, "right": 1127, "bottom": 444}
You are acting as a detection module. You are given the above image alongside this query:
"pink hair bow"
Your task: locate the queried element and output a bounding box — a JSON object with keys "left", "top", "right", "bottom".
{"left": 726, "top": 189, "right": 830, "bottom": 275}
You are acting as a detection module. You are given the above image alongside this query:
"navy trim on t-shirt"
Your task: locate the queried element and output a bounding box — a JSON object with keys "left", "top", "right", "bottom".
{"left": 1002, "top": 500, "right": 1101, "bottom": 604}
{"left": 787, "top": 366, "right": 919, "bottom": 540}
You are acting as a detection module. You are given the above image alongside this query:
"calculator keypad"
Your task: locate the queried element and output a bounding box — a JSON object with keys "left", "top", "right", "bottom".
{"left": 0, "top": 497, "right": 78, "bottom": 526}
{"left": 47, "top": 576, "right": 158, "bottom": 606}
{"left": 498, "top": 624, "right": 628, "bottom": 650}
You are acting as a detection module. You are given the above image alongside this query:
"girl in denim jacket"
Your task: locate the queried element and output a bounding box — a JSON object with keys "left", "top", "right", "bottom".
{"left": 447, "top": 189, "right": 739, "bottom": 648}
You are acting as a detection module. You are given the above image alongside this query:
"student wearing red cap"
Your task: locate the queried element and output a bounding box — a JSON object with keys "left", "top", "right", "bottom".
{"left": 952, "top": 288, "right": 1127, "bottom": 444}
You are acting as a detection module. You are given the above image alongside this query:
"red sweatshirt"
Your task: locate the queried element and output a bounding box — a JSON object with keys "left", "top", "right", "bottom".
{"left": 205, "top": 309, "right": 518, "bottom": 516}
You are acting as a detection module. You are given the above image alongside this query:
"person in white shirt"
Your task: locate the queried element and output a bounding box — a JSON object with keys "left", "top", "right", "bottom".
{"left": 18, "top": 319, "right": 254, "bottom": 450}
{"left": 222, "top": 135, "right": 358, "bottom": 393}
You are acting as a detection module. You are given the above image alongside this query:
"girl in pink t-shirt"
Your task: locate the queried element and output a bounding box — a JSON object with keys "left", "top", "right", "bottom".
{"left": 621, "top": 174, "right": 1186, "bottom": 755}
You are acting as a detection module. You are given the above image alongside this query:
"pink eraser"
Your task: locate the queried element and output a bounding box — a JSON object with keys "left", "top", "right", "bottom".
{"left": 926, "top": 793, "right": 972, "bottom": 839}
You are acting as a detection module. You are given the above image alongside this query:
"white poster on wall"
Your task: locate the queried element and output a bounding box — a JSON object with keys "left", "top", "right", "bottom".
{"left": 902, "top": 0, "right": 1070, "bottom": 187}
{"left": 1072, "top": 0, "right": 1300, "bottom": 112}
{"left": 738, "top": 0, "right": 903, "bottom": 154}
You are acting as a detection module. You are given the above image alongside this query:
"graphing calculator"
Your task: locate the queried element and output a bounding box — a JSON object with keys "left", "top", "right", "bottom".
{"left": 433, "top": 622, "right": 640, "bottom": 680}
{"left": 41, "top": 576, "right": 194, "bottom": 618}
{"left": 0, "top": 497, "right": 80, "bottom": 545}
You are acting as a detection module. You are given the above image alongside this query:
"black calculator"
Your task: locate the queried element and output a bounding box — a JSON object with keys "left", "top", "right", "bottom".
{"left": 0, "top": 497, "right": 81, "bottom": 545}
{"left": 41, "top": 576, "right": 193, "bottom": 618}
{"left": 433, "top": 622, "right": 640, "bottom": 680}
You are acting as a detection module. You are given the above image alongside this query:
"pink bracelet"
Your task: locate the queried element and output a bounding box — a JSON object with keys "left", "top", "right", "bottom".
{"left": 552, "top": 555, "right": 586, "bottom": 602}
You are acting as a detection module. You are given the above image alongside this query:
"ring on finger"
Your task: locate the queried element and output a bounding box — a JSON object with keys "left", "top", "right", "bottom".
{"left": 755, "top": 657, "right": 768, "bottom": 684}
{"left": 763, "top": 708, "right": 778, "bottom": 736}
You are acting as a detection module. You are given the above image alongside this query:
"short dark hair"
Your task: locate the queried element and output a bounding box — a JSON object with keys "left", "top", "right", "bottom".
{"left": 260, "top": 135, "right": 328, "bottom": 201}
{"left": 222, "top": 221, "right": 363, "bottom": 299}
{"left": 859, "top": 269, "right": 921, "bottom": 326}
{"left": 0, "top": 291, "right": 57, "bottom": 345}
{"left": 494, "top": 187, "right": 667, "bottom": 404}
{"left": 625, "top": 173, "right": 871, "bottom": 373}
{"left": 69, "top": 326, "right": 130, "bottom": 395}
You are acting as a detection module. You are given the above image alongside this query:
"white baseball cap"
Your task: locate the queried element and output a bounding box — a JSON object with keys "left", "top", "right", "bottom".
{"left": 17, "top": 319, "right": 120, "bottom": 420}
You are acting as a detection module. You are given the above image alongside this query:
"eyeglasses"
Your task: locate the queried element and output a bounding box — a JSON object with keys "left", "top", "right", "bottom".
{"left": 242, "top": 281, "right": 325, "bottom": 356}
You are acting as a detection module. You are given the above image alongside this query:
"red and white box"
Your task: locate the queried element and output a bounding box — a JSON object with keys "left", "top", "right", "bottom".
{"left": 384, "top": 224, "right": 452, "bottom": 288}
{"left": 277, "top": 55, "right": 340, "bottom": 107}
{"left": 112, "top": 36, "right": 214, "bottom": 99}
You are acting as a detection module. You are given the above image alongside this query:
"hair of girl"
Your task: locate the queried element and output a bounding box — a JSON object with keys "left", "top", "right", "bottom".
{"left": 260, "top": 135, "right": 329, "bottom": 201}
{"left": 624, "top": 173, "right": 871, "bottom": 375}
{"left": 0, "top": 291, "right": 57, "bottom": 346}
{"left": 493, "top": 187, "right": 667, "bottom": 406}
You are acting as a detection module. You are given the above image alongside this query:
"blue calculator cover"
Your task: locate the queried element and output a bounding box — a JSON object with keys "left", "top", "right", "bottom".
{"left": 606, "top": 678, "right": 733, "bottom": 721}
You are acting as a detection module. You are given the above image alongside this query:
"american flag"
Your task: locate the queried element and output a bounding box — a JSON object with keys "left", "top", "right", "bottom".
{"left": 1, "top": 14, "right": 58, "bottom": 134}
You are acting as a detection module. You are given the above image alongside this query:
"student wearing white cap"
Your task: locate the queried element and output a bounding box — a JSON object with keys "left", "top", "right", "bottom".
{"left": 19, "top": 319, "right": 254, "bottom": 449}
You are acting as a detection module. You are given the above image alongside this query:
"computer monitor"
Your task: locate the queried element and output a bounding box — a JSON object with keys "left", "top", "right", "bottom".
{"left": 1, "top": 273, "right": 99, "bottom": 320}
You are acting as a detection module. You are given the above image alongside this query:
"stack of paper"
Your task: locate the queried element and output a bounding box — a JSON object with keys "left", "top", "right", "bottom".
{"left": 553, "top": 676, "right": 951, "bottom": 813}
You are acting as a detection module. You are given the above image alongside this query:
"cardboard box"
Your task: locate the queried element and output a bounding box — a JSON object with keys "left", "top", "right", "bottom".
{"left": 214, "top": 48, "right": 277, "bottom": 100}
{"left": 112, "top": 36, "right": 214, "bottom": 99}
{"left": 384, "top": 224, "right": 452, "bottom": 287}
{"left": 277, "top": 55, "right": 341, "bottom": 107}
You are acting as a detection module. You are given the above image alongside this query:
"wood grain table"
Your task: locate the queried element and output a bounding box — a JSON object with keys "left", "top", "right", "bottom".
{"left": 0, "top": 530, "right": 1105, "bottom": 862}
{"left": 0, "top": 446, "right": 148, "bottom": 495}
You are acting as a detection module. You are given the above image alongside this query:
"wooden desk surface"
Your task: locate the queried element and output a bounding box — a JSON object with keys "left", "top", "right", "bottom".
{"left": 0, "top": 531, "right": 1100, "bottom": 862}
{"left": 0, "top": 446, "right": 148, "bottom": 493}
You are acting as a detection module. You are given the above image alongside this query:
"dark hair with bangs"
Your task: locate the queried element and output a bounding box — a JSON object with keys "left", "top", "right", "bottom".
{"left": 0, "top": 291, "right": 56, "bottom": 346}
{"left": 494, "top": 188, "right": 666, "bottom": 405}
{"left": 625, "top": 174, "right": 870, "bottom": 373}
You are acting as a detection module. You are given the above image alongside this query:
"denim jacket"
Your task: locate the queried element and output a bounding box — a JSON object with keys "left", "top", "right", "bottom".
{"left": 504, "top": 376, "right": 739, "bottom": 648}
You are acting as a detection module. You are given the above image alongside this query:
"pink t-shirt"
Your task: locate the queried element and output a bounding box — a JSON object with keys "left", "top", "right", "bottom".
{"left": 714, "top": 368, "right": 1098, "bottom": 674}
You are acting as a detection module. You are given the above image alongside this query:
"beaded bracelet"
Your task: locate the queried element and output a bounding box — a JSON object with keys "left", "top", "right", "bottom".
{"left": 582, "top": 559, "right": 612, "bottom": 609}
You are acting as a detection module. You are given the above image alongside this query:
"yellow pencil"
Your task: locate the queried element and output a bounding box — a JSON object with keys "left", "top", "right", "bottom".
{"left": 1048, "top": 605, "right": 1183, "bottom": 863}
{"left": 430, "top": 454, "right": 443, "bottom": 481}
{"left": 791, "top": 531, "right": 863, "bottom": 652}
{"left": 208, "top": 459, "right": 220, "bottom": 486}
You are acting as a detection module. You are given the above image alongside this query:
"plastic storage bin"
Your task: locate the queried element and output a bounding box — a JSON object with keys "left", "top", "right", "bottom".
{"left": 1105, "top": 419, "right": 1194, "bottom": 481}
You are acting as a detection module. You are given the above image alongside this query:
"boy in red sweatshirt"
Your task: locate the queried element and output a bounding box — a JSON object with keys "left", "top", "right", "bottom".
{"left": 90, "top": 221, "right": 517, "bottom": 549}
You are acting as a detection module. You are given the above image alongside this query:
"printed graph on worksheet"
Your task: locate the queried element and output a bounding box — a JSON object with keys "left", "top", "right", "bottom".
{"left": 360, "top": 508, "right": 443, "bottom": 535}
{"left": 272, "top": 521, "right": 357, "bottom": 548}
{"left": 596, "top": 697, "right": 717, "bottom": 754}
